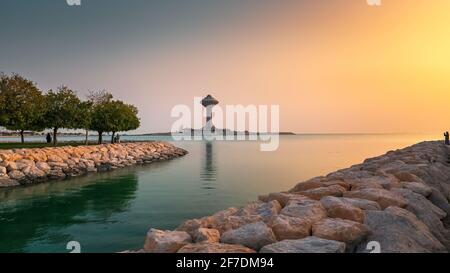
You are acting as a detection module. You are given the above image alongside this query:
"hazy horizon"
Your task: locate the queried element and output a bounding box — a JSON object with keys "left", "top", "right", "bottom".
{"left": 1, "top": 0, "right": 449, "bottom": 134}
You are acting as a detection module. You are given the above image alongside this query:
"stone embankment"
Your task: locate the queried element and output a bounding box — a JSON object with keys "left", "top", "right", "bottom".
{"left": 0, "top": 142, "right": 188, "bottom": 188}
{"left": 139, "top": 141, "right": 450, "bottom": 253}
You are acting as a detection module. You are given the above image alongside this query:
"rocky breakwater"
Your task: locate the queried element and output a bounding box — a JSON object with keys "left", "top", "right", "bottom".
{"left": 0, "top": 142, "right": 188, "bottom": 188}
{"left": 138, "top": 141, "right": 450, "bottom": 253}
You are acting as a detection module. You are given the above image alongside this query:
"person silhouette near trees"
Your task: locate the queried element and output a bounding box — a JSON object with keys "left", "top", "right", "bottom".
{"left": 445, "top": 131, "right": 450, "bottom": 145}
{"left": 46, "top": 133, "right": 52, "bottom": 144}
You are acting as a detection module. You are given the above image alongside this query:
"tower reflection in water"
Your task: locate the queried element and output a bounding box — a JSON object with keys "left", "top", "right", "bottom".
{"left": 200, "top": 141, "right": 217, "bottom": 189}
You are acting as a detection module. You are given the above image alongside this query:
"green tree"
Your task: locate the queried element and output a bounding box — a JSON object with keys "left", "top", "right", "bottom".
{"left": 0, "top": 73, "right": 45, "bottom": 143}
{"left": 87, "top": 90, "right": 113, "bottom": 104}
{"left": 90, "top": 100, "right": 140, "bottom": 144}
{"left": 109, "top": 101, "right": 140, "bottom": 143}
{"left": 44, "top": 86, "right": 81, "bottom": 146}
{"left": 74, "top": 100, "right": 94, "bottom": 145}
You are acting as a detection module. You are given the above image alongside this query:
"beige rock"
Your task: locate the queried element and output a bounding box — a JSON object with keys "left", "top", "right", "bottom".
{"left": 358, "top": 206, "right": 446, "bottom": 253}
{"left": 289, "top": 177, "right": 325, "bottom": 192}
{"left": 8, "top": 170, "right": 26, "bottom": 181}
{"left": 392, "top": 188, "right": 449, "bottom": 248}
{"left": 312, "top": 218, "right": 370, "bottom": 248}
{"left": 260, "top": 237, "right": 346, "bottom": 253}
{"left": 340, "top": 197, "right": 381, "bottom": 211}
{"left": 193, "top": 228, "right": 220, "bottom": 243}
{"left": 0, "top": 166, "right": 6, "bottom": 175}
{"left": 48, "top": 162, "right": 69, "bottom": 169}
{"left": 392, "top": 171, "right": 423, "bottom": 183}
{"left": 178, "top": 243, "right": 256, "bottom": 253}
{"left": 22, "top": 166, "right": 46, "bottom": 180}
{"left": 400, "top": 182, "right": 432, "bottom": 197}
{"left": 16, "top": 159, "right": 35, "bottom": 166}
{"left": 259, "top": 192, "right": 310, "bottom": 207}
{"left": 234, "top": 200, "right": 281, "bottom": 223}
{"left": 47, "top": 169, "right": 67, "bottom": 180}
{"left": 221, "top": 222, "right": 277, "bottom": 250}
{"left": 281, "top": 198, "right": 327, "bottom": 224}
{"left": 270, "top": 215, "right": 311, "bottom": 240}
{"left": 0, "top": 177, "right": 20, "bottom": 187}
{"left": 35, "top": 162, "right": 51, "bottom": 172}
{"left": 351, "top": 181, "right": 384, "bottom": 191}
{"left": 6, "top": 162, "right": 21, "bottom": 172}
{"left": 297, "top": 185, "right": 347, "bottom": 200}
{"left": 47, "top": 154, "right": 64, "bottom": 163}
{"left": 344, "top": 188, "right": 408, "bottom": 209}
{"left": 320, "top": 196, "right": 365, "bottom": 223}
{"left": 322, "top": 180, "right": 352, "bottom": 191}
{"left": 177, "top": 208, "right": 243, "bottom": 236}
{"left": 144, "top": 229, "right": 192, "bottom": 253}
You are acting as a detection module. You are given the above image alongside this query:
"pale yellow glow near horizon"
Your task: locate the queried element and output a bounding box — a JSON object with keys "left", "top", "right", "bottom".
{"left": 96, "top": 0, "right": 450, "bottom": 134}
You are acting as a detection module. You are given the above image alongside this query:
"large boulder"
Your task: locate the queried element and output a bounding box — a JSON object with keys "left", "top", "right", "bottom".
{"left": 340, "top": 197, "right": 381, "bottom": 211}
{"left": 391, "top": 171, "right": 424, "bottom": 183}
{"left": 22, "top": 166, "right": 46, "bottom": 181}
{"left": 177, "top": 207, "right": 266, "bottom": 236}
{"left": 221, "top": 222, "right": 277, "bottom": 251}
{"left": 348, "top": 176, "right": 398, "bottom": 190}
{"left": 357, "top": 206, "right": 446, "bottom": 253}
{"left": 178, "top": 243, "right": 255, "bottom": 253}
{"left": 47, "top": 154, "right": 64, "bottom": 163}
{"left": 296, "top": 185, "right": 346, "bottom": 200}
{"left": 392, "top": 188, "right": 450, "bottom": 250}
{"left": 344, "top": 188, "right": 407, "bottom": 209}
{"left": 400, "top": 182, "right": 432, "bottom": 197}
{"left": 8, "top": 170, "right": 26, "bottom": 181}
{"left": 270, "top": 215, "right": 311, "bottom": 240}
{"left": 260, "top": 237, "right": 346, "bottom": 253}
{"left": 0, "top": 177, "right": 20, "bottom": 187}
{"left": 259, "top": 192, "right": 306, "bottom": 207}
{"left": 289, "top": 177, "right": 325, "bottom": 192}
{"left": 312, "top": 218, "right": 370, "bottom": 250}
{"left": 193, "top": 228, "right": 220, "bottom": 243}
{"left": 320, "top": 196, "right": 365, "bottom": 223}
{"left": 47, "top": 169, "right": 67, "bottom": 180}
{"left": 144, "top": 229, "right": 192, "bottom": 253}
{"left": 428, "top": 188, "right": 450, "bottom": 215}
{"left": 35, "top": 162, "right": 51, "bottom": 173}
{"left": 351, "top": 181, "right": 384, "bottom": 191}
{"left": 234, "top": 201, "right": 282, "bottom": 223}
{"left": 280, "top": 198, "right": 327, "bottom": 224}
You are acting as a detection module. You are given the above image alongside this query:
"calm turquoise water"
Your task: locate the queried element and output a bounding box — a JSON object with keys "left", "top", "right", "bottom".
{"left": 0, "top": 134, "right": 440, "bottom": 253}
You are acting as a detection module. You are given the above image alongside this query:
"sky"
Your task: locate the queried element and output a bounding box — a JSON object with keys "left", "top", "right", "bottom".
{"left": 0, "top": 0, "right": 449, "bottom": 134}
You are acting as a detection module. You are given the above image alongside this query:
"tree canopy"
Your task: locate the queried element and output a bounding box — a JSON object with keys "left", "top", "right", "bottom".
{"left": 0, "top": 73, "right": 140, "bottom": 145}
{"left": 0, "top": 73, "right": 46, "bottom": 143}
{"left": 90, "top": 99, "right": 140, "bottom": 143}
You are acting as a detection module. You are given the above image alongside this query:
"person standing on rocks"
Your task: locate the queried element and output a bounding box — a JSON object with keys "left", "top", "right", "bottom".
{"left": 445, "top": 131, "right": 450, "bottom": 145}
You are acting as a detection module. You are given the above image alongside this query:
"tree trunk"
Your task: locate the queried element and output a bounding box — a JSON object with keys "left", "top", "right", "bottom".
{"left": 20, "top": 130, "right": 24, "bottom": 144}
{"left": 98, "top": 131, "right": 103, "bottom": 144}
{"left": 85, "top": 129, "right": 89, "bottom": 145}
{"left": 53, "top": 128, "right": 58, "bottom": 147}
{"left": 111, "top": 132, "right": 116, "bottom": 144}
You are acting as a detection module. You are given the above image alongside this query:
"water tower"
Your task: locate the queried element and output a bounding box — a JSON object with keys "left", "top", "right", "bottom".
{"left": 201, "top": 95, "right": 219, "bottom": 133}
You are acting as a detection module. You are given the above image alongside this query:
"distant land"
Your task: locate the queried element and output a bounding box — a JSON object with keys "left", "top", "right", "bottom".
{"left": 136, "top": 132, "right": 296, "bottom": 136}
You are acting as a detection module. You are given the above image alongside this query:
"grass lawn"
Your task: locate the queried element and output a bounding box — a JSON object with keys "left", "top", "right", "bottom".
{"left": 0, "top": 142, "right": 99, "bottom": 150}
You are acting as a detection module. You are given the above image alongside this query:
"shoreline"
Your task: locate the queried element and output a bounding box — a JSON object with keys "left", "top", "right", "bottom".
{"left": 0, "top": 142, "right": 188, "bottom": 188}
{"left": 136, "top": 141, "right": 450, "bottom": 253}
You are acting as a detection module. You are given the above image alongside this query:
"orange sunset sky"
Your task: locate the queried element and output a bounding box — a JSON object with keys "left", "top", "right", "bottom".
{"left": 0, "top": 0, "right": 449, "bottom": 134}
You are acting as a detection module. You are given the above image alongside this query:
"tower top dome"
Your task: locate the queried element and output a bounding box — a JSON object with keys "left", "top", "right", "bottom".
{"left": 201, "top": 95, "right": 219, "bottom": 107}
